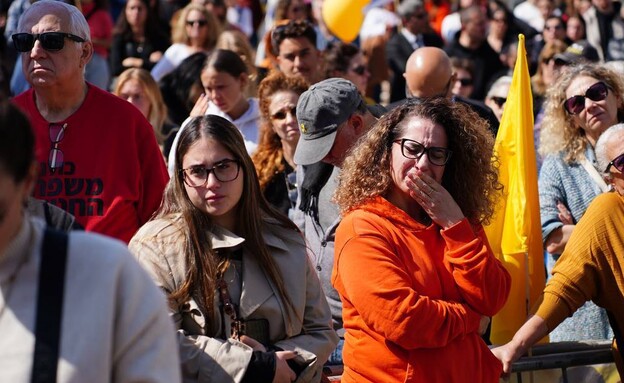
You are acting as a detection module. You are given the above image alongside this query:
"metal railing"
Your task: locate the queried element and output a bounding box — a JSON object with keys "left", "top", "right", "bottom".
{"left": 510, "top": 340, "right": 616, "bottom": 383}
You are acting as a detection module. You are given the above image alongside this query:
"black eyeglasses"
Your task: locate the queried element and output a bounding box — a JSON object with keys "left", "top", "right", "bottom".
{"left": 351, "top": 64, "right": 367, "bottom": 76}
{"left": 49, "top": 123, "right": 67, "bottom": 172}
{"left": 271, "top": 106, "right": 296, "bottom": 120}
{"left": 563, "top": 81, "right": 609, "bottom": 115}
{"left": 180, "top": 159, "right": 240, "bottom": 187}
{"left": 12, "top": 32, "right": 86, "bottom": 52}
{"left": 457, "top": 78, "right": 473, "bottom": 87}
{"left": 393, "top": 138, "right": 452, "bottom": 166}
{"left": 186, "top": 19, "right": 208, "bottom": 27}
{"left": 605, "top": 153, "right": 624, "bottom": 173}
{"left": 491, "top": 96, "right": 507, "bottom": 107}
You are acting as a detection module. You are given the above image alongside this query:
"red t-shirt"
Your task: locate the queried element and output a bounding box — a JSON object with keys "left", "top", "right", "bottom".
{"left": 13, "top": 84, "right": 169, "bottom": 242}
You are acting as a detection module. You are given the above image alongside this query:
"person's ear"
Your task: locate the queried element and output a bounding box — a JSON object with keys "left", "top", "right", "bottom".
{"left": 79, "top": 41, "right": 94, "bottom": 69}
{"left": 349, "top": 113, "right": 364, "bottom": 135}
{"left": 238, "top": 72, "right": 249, "bottom": 90}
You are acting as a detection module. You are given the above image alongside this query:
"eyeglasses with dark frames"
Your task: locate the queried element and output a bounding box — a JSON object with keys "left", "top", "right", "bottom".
{"left": 393, "top": 138, "right": 452, "bottom": 166}
{"left": 563, "top": 81, "right": 609, "bottom": 115}
{"left": 49, "top": 123, "right": 68, "bottom": 172}
{"left": 457, "top": 77, "right": 473, "bottom": 87}
{"left": 180, "top": 159, "right": 240, "bottom": 187}
{"left": 271, "top": 106, "right": 296, "bottom": 120}
{"left": 605, "top": 153, "right": 624, "bottom": 173}
{"left": 12, "top": 32, "right": 86, "bottom": 52}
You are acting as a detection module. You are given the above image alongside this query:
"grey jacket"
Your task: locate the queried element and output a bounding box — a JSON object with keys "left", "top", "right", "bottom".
{"left": 293, "top": 166, "right": 343, "bottom": 333}
{"left": 129, "top": 214, "right": 338, "bottom": 383}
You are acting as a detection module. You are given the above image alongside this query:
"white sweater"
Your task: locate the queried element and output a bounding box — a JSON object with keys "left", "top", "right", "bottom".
{"left": 0, "top": 216, "right": 181, "bottom": 383}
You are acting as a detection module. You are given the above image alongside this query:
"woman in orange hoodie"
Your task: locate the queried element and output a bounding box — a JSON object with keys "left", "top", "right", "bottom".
{"left": 332, "top": 97, "right": 511, "bottom": 382}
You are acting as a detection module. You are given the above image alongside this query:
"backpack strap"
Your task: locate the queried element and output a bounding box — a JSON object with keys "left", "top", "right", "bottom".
{"left": 30, "top": 229, "right": 69, "bottom": 383}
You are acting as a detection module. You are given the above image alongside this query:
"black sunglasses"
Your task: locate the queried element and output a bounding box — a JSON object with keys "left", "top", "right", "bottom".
{"left": 605, "top": 153, "right": 624, "bottom": 173}
{"left": 186, "top": 19, "right": 208, "bottom": 27}
{"left": 393, "top": 138, "right": 452, "bottom": 166}
{"left": 12, "top": 32, "right": 86, "bottom": 52}
{"left": 563, "top": 81, "right": 609, "bottom": 115}
{"left": 351, "top": 64, "right": 367, "bottom": 76}
{"left": 457, "top": 78, "right": 473, "bottom": 87}
{"left": 271, "top": 106, "right": 296, "bottom": 120}
{"left": 491, "top": 96, "right": 507, "bottom": 108}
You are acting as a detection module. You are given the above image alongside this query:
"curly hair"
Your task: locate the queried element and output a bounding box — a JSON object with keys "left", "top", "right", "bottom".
{"left": 252, "top": 71, "right": 308, "bottom": 190}
{"left": 335, "top": 97, "right": 502, "bottom": 225}
{"left": 539, "top": 63, "right": 624, "bottom": 163}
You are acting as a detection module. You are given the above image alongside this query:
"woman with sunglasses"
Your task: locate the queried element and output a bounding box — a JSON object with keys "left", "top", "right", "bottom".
{"left": 150, "top": 3, "right": 219, "bottom": 82}
{"left": 129, "top": 115, "right": 337, "bottom": 383}
{"left": 538, "top": 63, "right": 624, "bottom": 343}
{"left": 332, "top": 97, "right": 510, "bottom": 383}
{"left": 323, "top": 42, "right": 371, "bottom": 102}
{"left": 252, "top": 71, "right": 308, "bottom": 216}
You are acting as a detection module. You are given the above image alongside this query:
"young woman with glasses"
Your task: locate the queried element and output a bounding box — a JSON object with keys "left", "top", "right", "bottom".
{"left": 332, "top": 97, "right": 510, "bottom": 383}
{"left": 252, "top": 71, "right": 308, "bottom": 217}
{"left": 150, "top": 3, "right": 220, "bottom": 82}
{"left": 538, "top": 64, "right": 624, "bottom": 345}
{"left": 129, "top": 115, "right": 337, "bottom": 383}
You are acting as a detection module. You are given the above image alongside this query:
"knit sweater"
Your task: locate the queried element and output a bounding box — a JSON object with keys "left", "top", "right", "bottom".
{"left": 535, "top": 192, "right": 624, "bottom": 339}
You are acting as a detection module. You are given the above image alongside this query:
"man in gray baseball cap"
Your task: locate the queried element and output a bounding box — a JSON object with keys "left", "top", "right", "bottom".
{"left": 292, "top": 77, "right": 379, "bottom": 366}
{"left": 295, "top": 78, "right": 378, "bottom": 166}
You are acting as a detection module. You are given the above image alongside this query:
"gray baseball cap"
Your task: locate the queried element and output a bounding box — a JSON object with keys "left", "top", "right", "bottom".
{"left": 294, "top": 78, "right": 363, "bottom": 166}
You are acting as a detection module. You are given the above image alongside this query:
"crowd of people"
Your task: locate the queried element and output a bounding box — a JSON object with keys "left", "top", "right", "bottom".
{"left": 2, "top": 0, "right": 624, "bottom": 381}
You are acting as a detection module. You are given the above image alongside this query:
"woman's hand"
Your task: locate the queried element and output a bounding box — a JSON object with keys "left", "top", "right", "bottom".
{"left": 122, "top": 57, "right": 143, "bottom": 68}
{"left": 239, "top": 335, "right": 266, "bottom": 352}
{"left": 491, "top": 342, "right": 519, "bottom": 377}
{"left": 556, "top": 200, "right": 573, "bottom": 225}
{"left": 273, "top": 351, "right": 297, "bottom": 383}
{"left": 189, "top": 93, "right": 209, "bottom": 118}
{"left": 149, "top": 51, "right": 163, "bottom": 63}
{"left": 405, "top": 169, "right": 465, "bottom": 228}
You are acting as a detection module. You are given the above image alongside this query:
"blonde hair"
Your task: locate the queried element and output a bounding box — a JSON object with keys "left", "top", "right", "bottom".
{"left": 114, "top": 68, "right": 168, "bottom": 144}
{"left": 539, "top": 63, "right": 624, "bottom": 163}
{"left": 335, "top": 97, "right": 502, "bottom": 225}
{"left": 172, "top": 3, "right": 220, "bottom": 50}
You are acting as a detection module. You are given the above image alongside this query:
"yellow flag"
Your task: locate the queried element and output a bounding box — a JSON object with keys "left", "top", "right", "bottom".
{"left": 484, "top": 34, "right": 545, "bottom": 344}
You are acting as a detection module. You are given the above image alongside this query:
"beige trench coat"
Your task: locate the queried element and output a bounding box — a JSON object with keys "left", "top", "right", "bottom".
{"left": 129, "top": 214, "right": 338, "bottom": 383}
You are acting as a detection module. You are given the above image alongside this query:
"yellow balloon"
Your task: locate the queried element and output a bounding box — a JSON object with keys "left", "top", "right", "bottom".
{"left": 322, "top": 0, "right": 371, "bottom": 43}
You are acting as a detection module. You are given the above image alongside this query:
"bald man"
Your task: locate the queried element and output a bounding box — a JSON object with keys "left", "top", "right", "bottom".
{"left": 393, "top": 47, "right": 499, "bottom": 136}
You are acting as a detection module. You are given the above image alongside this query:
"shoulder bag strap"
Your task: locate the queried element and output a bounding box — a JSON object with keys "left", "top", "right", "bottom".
{"left": 579, "top": 154, "right": 611, "bottom": 193}
{"left": 30, "top": 229, "right": 69, "bottom": 383}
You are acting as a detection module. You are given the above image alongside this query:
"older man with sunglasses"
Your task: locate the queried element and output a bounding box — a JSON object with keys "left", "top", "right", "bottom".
{"left": 492, "top": 123, "right": 624, "bottom": 378}
{"left": 11, "top": 0, "right": 168, "bottom": 243}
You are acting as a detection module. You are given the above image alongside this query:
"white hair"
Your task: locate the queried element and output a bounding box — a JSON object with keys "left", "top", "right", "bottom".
{"left": 486, "top": 76, "right": 512, "bottom": 99}
{"left": 18, "top": 0, "right": 91, "bottom": 42}
{"left": 596, "top": 123, "right": 624, "bottom": 173}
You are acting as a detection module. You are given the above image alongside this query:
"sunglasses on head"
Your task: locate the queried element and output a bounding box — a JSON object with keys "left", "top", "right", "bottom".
{"left": 351, "top": 64, "right": 367, "bottom": 76}
{"left": 563, "top": 81, "right": 609, "bottom": 115}
{"left": 186, "top": 19, "right": 208, "bottom": 27}
{"left": 605, "top": 153, "right": 624, "bottom": 173}
{"left": 12, "top": 32, "right": 86, "bottom": 52}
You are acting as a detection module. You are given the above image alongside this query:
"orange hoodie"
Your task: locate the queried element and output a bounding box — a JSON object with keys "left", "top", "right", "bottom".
{"left": 333, "top": 196, "right": 510, "bottom": 382}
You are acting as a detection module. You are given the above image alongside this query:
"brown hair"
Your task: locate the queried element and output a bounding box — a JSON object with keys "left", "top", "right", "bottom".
{"left": 158, "top": 115, "right": 300, "bottom": 332}
{"left": 335, "top": 97, "right": 502, "bottom": 225}
{"left": 172, "top": 3, "right": 220, "bottom": 50}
